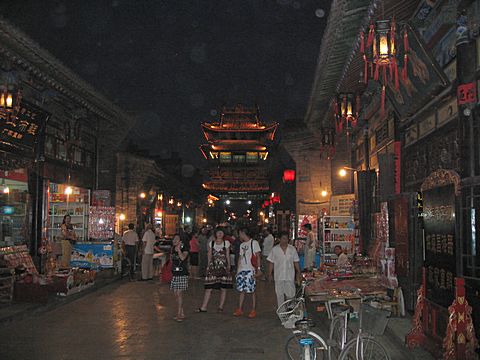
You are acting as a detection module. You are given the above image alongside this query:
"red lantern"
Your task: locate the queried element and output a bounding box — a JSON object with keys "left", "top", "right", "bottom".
{"left": 283, "top": 169, "right": 295, "bottom": 183}
{"left": 359, "top": 18, "right": 408, "bottom": 116}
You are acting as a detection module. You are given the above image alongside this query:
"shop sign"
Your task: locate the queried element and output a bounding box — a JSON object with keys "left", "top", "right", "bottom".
{"left": 329, "top": 194, "right": 355, "bottom": 216}
{"left": 70, "top": 243, "right": 113, "bottom": 269}
{"left": 437, "top": 98, "right": 457, "bottom": 126}
{"left": 457, "top": 82, "right": 477, "bottom": 105}
{"left": 422, "top": 182, "right": 456, "bottom": 307}
{"left": 92, "top": 190, "right": 111, "bottom": 207}
{"left": 0, "top": 100, "right": 49, "bottom": 152}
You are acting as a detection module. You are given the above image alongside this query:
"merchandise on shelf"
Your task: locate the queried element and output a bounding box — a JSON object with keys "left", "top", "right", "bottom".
{"left": 322, "top": 215, "right": 357, "bottom": 264}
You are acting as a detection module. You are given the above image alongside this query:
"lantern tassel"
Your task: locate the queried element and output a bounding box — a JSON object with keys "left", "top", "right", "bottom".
{"left": 355, "top": 94, "right": 361, "bottom": 120}
{"left": 402, "top": 54, "right": 408, "bottom": 81}
{"left": 381, "top": 85, "right": 386, "bottom": 117}
{"left": 367, "top": 24, "right": 375, "bottom": 48}
{"left": 393, "top": 58, "right": 399, "bottom": 90}
{"left": 360, "top": 31, "right": 365, "bottom": 54}
{"left": 382, "top": 65, "right": 387, "bottom": 86}
{"left": 404, "top": 29, "right": 409, "bottom": 53}
{"left": 364, "top": 55, "right": 368, "bottom": 83}
{"left": 374, "top": 62, "right": 379, "bottom": 81}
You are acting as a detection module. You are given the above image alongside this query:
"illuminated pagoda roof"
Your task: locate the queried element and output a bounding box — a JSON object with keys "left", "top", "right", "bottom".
{"left": 201, "top": 104, "right": 278, "bottom": 142}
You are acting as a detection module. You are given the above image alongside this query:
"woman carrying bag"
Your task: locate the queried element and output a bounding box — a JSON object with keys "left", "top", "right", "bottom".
{"left": 170, "top": 234, "right": 189, "bottom": 322}
{"left": 195, "top": 227, "right": 232, "bottom": 313}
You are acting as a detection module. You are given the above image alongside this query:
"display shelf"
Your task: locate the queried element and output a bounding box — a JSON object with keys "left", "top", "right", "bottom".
{"left": 322, "top": 215, "right": 355, "bottom": 263}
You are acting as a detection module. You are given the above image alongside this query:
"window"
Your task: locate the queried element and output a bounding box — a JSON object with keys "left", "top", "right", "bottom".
{"left": 219, "top": 152, "right": 231, "bottom": 163}
{"left": 233, "top": 154, "right": 245, "bottom": 163}
{"left": 246, "top": 152, "right": 258, "bottom": 163}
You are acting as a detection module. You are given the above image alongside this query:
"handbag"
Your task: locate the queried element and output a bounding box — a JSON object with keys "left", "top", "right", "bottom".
{"left": 250, "top": 240, "right": 259, "bottom": 269}
{"left": 161, "top": 258, "right": 173, "bottom": 283}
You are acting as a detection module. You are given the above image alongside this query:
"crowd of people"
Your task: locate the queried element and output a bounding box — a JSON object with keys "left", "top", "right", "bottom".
{"left": 121, "top": 222, "right": 325, "bottom": 323}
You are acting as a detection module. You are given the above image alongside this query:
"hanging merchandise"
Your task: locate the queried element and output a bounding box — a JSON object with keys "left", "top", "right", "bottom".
{"left": 359, "top": 17, "right": 409, "bottom": 116}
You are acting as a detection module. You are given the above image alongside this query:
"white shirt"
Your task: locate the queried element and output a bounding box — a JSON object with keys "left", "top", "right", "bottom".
{"left": 336, "top": 252, "right": 349, "bottom": 267}
{"left": 122, "top": 230, "right": 139, "bottom": 246}
{"left": 210, "top": 240, "right": 231, "bottom": 252}
{"left": 142, "top": 229, "right": 156, "bottom": 255}
{"left": 262, "top": 234, "right": 274, "bottom": 256}
{"left": 267, "top": 244, "right": 299, "bottom": 282}
{"left": 238, "top": 239, "right": 261, "bottom": 272}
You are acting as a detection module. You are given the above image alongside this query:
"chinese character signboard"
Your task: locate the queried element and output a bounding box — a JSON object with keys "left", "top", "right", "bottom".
{"left": 0, "top": 100, "right": 49, "bottom": 152}
{"left": 457, "top": 82, "right": 477, "bottom": 105}
{"left": 422, "top": 183, "right": 456, "bottom": 308}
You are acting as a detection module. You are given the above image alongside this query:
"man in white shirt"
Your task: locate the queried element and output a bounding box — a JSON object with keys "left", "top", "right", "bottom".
{"left": 141, "top": 223, "right": 156, "bottom": 280}
{"left": 267, "top": 231, "right": 301, "bottom": 308}
{"left": 334, "top": 245, "right": 350, "bottom": 268}
{"left": 261, "top": 227, "right": 274, "bottom": 279}
{"left": 233, "top": 227, "right": 261, "bottom": 319}
{"left": 122, "top": 223, "right": 139, "bottom": 280}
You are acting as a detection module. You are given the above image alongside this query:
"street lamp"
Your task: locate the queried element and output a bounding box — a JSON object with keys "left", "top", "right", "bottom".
{"left": 321, "top": 190, "right": 328, "bottom": 197}
{"left": 139, "top": 192, "right": 146, "bottom": 199}
{"left": 338, "top": 167, "right": 357, "bottom": 177}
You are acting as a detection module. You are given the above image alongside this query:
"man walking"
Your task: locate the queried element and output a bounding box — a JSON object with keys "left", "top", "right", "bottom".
{"left": 141, "top": 223, "right": 156, "bottom": 281}
{"left": 233, "top": 227, "right": 261, "bottom": 318}
{"left": 267, "top": 231, "right": 302, "bottom": 308}
{"left": 261, "top": 227, "right": 274, "bottom": 279}
{"left": 122, "top": 223, "right": 139, "bottom": 280}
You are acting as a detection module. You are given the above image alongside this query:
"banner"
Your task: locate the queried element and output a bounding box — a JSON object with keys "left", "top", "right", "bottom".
{"left": 70, "top": 242, "right": 114, "bottom": 269}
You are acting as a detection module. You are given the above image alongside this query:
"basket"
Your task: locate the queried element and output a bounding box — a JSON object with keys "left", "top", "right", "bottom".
{"left": 277, "top": 298, "right": 304, "bottom": 329}
{"left": 360, "top": 304, "right": 390, "bottom": 335}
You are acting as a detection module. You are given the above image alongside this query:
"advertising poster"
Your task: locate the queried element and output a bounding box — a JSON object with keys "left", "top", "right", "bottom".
{"left": 329, "top": 194, "right": 355, "bottom": 216}
{"left": 71, "top": 243, "right": 114, "bottom": 269}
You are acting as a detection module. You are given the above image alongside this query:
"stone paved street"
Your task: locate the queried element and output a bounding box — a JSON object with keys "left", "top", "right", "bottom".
{"left": 0, "top": 279, "right": 430, "bottom": 360}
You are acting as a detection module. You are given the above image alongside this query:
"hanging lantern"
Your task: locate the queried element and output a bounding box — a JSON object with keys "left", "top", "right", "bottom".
{"left": 359, "top": 18, "right": 408, "bottom": 116}
{"left": 334, "top": 93, "right": 360, "bottom": 134}
{"left": 0, "top": 84, "right": 21, "bottom": 120}
{"left": 282, "top": 169, "right": 295, "bottom": 183}
{"left": 320, "top": 127, "right": 336, "bottom": 160}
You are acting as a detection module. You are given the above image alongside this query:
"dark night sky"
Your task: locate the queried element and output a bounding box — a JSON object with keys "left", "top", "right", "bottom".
{"left": 1, "top": 0, "right": 330, "bottom": 166}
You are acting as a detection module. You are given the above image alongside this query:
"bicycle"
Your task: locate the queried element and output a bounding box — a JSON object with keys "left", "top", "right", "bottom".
{"left": 281, "top": 284, "right": 391, "bottom": 360}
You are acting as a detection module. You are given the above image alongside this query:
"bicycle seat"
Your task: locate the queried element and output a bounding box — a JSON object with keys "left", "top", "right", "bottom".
{"left": 295, "top": 318, "right": 315, "bottom": 328}
{"left": 331, "top": 303, "right": 353, "bottom": 315}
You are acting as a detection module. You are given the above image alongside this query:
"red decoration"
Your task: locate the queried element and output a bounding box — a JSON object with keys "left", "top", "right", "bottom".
{"left": 457, "top": 82, "right": 477, "bottom": 105}
{"left": 282, "top": 169, "right": 295, "bottom": 183}
{"left": 359, "top": 18, "right": 408, "bottom": 116}
{"left": 443, "top": 278, "right": 478, "bottom": 360}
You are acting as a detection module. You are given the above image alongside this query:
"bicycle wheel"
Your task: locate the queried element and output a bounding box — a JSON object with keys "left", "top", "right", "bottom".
{"left": 328, "top": 315, "right": 346, "bottom": 359}
{"left": 285, "top": 331, "right": 327, "bottom": 360}
{"left": 339, "top": 336, "right": 390, "bottom": 360}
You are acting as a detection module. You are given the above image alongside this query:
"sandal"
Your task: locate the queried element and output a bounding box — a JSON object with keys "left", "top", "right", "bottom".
{"left": 217, "top": 307, "right": 224, "bottom": 313}
{"left": 195, "top": 308, "right": 207, "bottom": 313}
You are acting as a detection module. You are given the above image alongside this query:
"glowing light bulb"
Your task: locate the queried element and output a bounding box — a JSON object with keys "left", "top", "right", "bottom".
{"left": 64, "top": 186, "right": 73, "bottom": 195}
{"left": 119, "top": 214, "right": 126, "bottom": 221}
{"left": 339, "top": 169, "right": 347, "bottom": 177}
{"left": 321, "top": 190, "right": 328, "bottom": 197}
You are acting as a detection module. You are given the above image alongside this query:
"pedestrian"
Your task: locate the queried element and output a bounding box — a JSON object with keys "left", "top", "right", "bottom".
{"left": 197, "top": 226, "right": 210, "bottom": 277}
{"left": 122, "top": 223, "right": 139, "bottom": 280}
{"left": 267, "top": 231, "right": 302, "bottom": 308}
{"left": 141, "top": 223, "right": 156, "bottom": 281}
{"left": 60, "top": 215, "right": 77, "bottom": 268}
{"left": 233, "top": 227, "right": 261, "bottom": 318}
{"left": 261, "top": 227, "right": 274, "bottom": 279}
{"left": 189, "top": 229, "right": 200, "bottom": 279}
{"left": 170, "top": 233, "right": 190, "bottom": 322}
{"left": 302, "top": 223, "right": 316, "bottom": 271}
{"left": 331, "top": 245, "right": 350, "bottom": 268}
{"left": 196, "top": 227, "right": 232, "bottom": 313}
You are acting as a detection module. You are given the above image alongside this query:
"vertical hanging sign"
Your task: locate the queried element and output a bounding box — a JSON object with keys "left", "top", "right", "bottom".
{"left": 394, "top": 141, "right": 401, "bottom": 194}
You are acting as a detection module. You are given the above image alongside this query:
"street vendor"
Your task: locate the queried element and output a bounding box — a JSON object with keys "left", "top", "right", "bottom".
{"left": 332, "top": 245, "right": 349, "bottom": 267}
